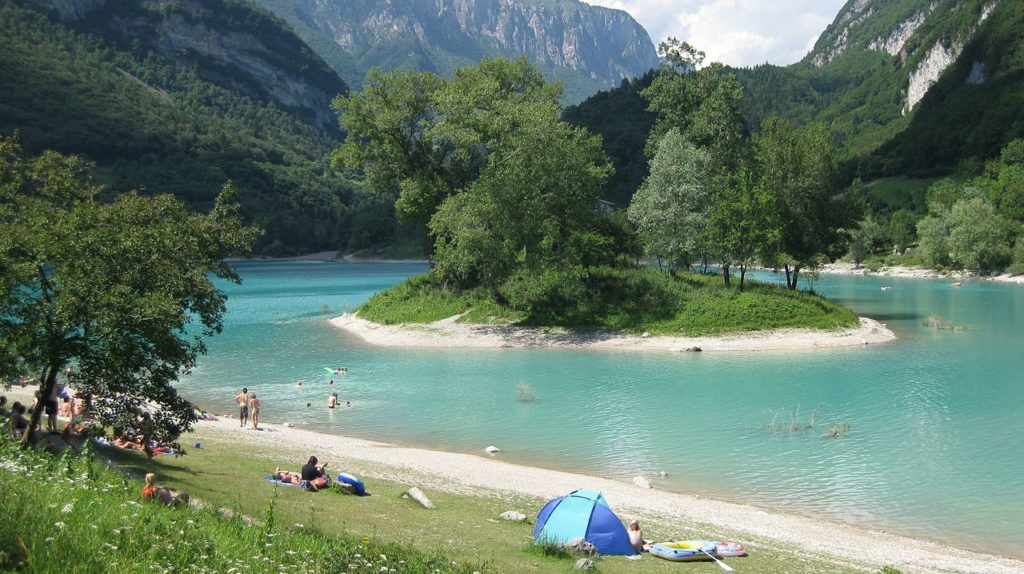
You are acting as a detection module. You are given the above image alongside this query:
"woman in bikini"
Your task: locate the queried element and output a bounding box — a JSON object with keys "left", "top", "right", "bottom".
{"left": 249, "top": 393, "right": 261, "bottom": 430}
{"left": 272, "top": 467, "right": 302, "bottom": 485}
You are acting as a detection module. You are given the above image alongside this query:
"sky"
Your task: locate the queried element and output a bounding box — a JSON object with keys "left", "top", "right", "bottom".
{"left": 586, "top": 0, "right": 848, "bottom": 67}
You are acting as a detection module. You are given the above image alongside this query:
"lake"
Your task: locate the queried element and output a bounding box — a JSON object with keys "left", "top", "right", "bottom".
{"left": 178, "top": 261, "right": 1024, "bottom": 558}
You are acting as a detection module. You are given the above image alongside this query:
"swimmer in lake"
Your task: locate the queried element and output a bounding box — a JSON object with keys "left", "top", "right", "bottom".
{"left": 328, "top": 393, "right": 338, "bottom": 409}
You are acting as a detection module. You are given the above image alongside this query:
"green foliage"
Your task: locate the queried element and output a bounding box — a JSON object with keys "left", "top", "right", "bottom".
{"left": 887, "top": 209, "right": 921, "bottom": 250}
{"left": 562, "top": 73, "right": 657, "bottom": 205}
{"left": 915, "top": 140, "right": 1024, "bottom": 271}
{"left": 359, "top": 268, "right": 858, "bottom": 336}
{"left": 627, "top": 129, "right": 713, "bottom": 270}
{"left": 335, "top": 58, "right": 613, "bottom": 290}
{"left": 0, "top": 139, "right": 257, "bottom": 447}
{"left": 0, "top": 434, "right": 491, "bottom": 573}
{"left": 755, "top": 119, "right": 858, "bottom": 287}
{"left": 0, "top": 2, "right": 400, "bottom": 255}
{"left": 357, "top": 274, "right": 520, "bottom": 325}
{"left": 848, "top": 215, "right": 884, "bottom": 266}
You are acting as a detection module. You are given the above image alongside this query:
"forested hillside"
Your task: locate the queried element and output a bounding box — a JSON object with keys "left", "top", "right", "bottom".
{"left": 566, "top": 0, "right": 1024, "bottom": 199}
{"left": 0, "top": 1, "right": 409, "bottom": 255}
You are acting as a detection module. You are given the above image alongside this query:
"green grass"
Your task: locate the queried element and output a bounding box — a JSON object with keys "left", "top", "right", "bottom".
{"left": 864, "top": 177, "right": 939, "bottom": 212}
{"left": 358, "top": 268, "right": 860, "bottom": 336}
{"left": 0, "top": 434, "right": 491, "bottom": 574}
{"left": 358, "top": 274, "right": 524, "bottom": 325}
{"left": 0, "top": 426, "right": 871, "bottom": 574}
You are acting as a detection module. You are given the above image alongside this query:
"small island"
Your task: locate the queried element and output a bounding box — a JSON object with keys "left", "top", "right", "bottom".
{"left": 333, "top": 269, "right": 895, "bottom": 351}
{"left": 331, "top": 57, "right": 893, "bottom": 352}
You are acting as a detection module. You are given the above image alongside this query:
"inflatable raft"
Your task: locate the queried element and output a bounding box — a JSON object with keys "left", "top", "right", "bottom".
{"left": 649, "top": 540, "right": 717, "bottom": 562}
{"left": 336, "top": 473, "right": 366, "bottom": 495}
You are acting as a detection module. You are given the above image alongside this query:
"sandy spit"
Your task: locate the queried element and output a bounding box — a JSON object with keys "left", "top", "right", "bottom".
{"left": 193, "top": 416, "right": 1019, "bottom": 574}
{"left": 330, "top": 314, "right": 896, "bottom": 352}
{"left": 822, "top": 262, "right": 1024, "bottom": 284}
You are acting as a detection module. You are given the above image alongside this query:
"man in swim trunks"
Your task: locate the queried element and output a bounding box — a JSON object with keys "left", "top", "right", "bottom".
{"left": 235, "top": 388, "right": 249, "bottom": 427}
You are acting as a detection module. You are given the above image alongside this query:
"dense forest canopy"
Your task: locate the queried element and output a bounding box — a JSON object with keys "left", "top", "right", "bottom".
{"left": 0, "top": 1, "right": 416, "bottom": 256}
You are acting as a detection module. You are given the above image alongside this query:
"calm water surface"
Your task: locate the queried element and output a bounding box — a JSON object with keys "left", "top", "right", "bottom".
{"left": 179, "top": 261, "right": 1024, "bottom": 557}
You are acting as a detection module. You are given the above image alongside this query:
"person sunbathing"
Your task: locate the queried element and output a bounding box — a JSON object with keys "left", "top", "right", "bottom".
{"left": 113, "top": 435, "right": 145, "bottom": 451}
{"left": 272, "top": 467, "right": 302, "bottom": 485}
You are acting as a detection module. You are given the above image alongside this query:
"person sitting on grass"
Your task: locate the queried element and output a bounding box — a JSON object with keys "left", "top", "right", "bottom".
{"left": 142, "top": 473, "right": 190, "bottom": 507}
{"left": 627, "top": 519, "right": 652, "bottom": 552}
{"left": 301, "top": 456, "right": 329, "bottom": 491}
{"left": 8, "top": 402, "right": 30, "bottom": 439}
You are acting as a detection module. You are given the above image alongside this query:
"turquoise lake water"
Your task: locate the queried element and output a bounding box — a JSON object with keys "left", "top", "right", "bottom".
{"left": 178, "top": 261, "right": 1024, "bottom": 558}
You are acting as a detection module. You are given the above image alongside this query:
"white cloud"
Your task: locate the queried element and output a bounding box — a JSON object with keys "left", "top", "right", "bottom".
{"left": 585, "top": 0, "right": 846, "bottom": 67}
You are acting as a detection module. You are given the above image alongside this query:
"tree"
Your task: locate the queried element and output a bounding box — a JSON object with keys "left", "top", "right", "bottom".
{"left": 0, "top": 138, "right": 257, "bottom": 450}
{"left": 627, "top": 129, "right": 714, "bottom": 270}
{"left": 708, "top": 168, "right": 780, "bottom": 289}
{"left": 848, "top": 215, "right": 883, "bottom": 268}
{"left": 947, "top": 196, "right": 1012, "bottom": 271}
{"left": 642, "top": 39, "right": 745, "bottom": 170}
{"left": 639, "top": 42, "right": 748, "bottom": 284}
{"left": 754, "top": 118, "right": 854, "bottom": 289}
{"left": 916, "top": 202, "right": 953, "bottom": 268}
{"left": 335, "top": 58, "right": 611, "bottom": 291}
{"left": 887, "top": 209, "right": 919, "bottom": 252}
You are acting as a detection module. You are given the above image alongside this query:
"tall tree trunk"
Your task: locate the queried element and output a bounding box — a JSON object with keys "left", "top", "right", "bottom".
{"left": 24, "top": 364, "right": 59, "bottom": 447}
{"left": 739, "top": 264, "right": 747, "bottom": 291}
{"left": 722, "top": 264, "right": 730, "bottom": 286}
{"left": 784, "top": 264, "right": 792, "bottom": 289}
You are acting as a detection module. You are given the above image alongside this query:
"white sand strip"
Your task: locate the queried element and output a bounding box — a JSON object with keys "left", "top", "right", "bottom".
{"left": 330, "top": 313, "right": 895, "bottom": 352}
{"left": 821, "top": 262, "right": 1024, "bottom": 284}
{"left": 194, "top": 417, "right": 1022, "bottom": 574}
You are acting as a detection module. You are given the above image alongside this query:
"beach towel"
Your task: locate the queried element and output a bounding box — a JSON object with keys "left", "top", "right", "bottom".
{"left": 264, "top": 476, "right": 309, "bottom": 489}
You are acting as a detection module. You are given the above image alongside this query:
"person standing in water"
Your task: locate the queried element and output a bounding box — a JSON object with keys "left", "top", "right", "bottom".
{"left": 249, "top": 393, "right": 261, "bottom": 430}
{"left": 327, "top": 393, "right": 338, "bottom": 408}
{"left": 235, "top": 388, "right": 249, "bottom": 427}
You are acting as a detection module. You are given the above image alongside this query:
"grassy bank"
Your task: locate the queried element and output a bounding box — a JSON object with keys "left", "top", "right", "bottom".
{"left": 0, "top": 426, "right": 877, "bottom": 574}
{"left": 358, "top": 267, "right": 859, "bottom": 335}
{"left": 0, "top": 434, "right": 489, "bottom": 574}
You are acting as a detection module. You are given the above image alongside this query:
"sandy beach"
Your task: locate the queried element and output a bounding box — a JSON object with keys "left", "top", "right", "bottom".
{"left": 194, "top": 418, "right": 1023, "bottom": 574}
{"left": 4, "top": 384, "right": 1020, "bottom": 573}
{"left": 330, "top": 313, "right": 896, "bottom": 352}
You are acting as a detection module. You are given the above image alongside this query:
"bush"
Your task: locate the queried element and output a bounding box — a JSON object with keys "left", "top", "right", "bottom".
{"left": 499, "top": 267, "right": 589, "bottom": 324}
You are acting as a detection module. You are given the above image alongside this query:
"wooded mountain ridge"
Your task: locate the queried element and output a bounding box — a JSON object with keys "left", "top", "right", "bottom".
{"left": 567, "top": 0, "right": 1024, "bottom": 205}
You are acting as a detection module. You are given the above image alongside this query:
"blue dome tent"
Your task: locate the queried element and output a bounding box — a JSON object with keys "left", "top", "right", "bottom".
{"left": 532, "top": 489, "right": 637, "bottom": 555}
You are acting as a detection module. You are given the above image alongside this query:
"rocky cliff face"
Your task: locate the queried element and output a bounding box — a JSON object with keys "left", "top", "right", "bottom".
{"left": 24, "top": 0, "right": 347, "bottom": 131}
{"left": 806, "top": 0, "right": 1001, "bottom": 113}
{"left": 256, "top": 0, "right": 659, "bottom": 102}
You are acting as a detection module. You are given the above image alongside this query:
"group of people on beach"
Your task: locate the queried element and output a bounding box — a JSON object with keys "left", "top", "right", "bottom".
{"left": 3, "top": 368, "right": 88, "bottom": 448}
{"left": 234, "top": 370, "right": 352, "bottom": 428}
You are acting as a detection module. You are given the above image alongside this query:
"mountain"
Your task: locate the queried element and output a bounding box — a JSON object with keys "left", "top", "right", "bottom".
{"left": 566, "top": 0, "right": 1024, "bottom": 201}
{"left": 251, "top": 0, "right": 660, "bottom": 103}
{"left": 25, "top": 0, "right": 347, "bottom": 131}
{"left": 0, "top": 0, "right": 407, "bottom": 255}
